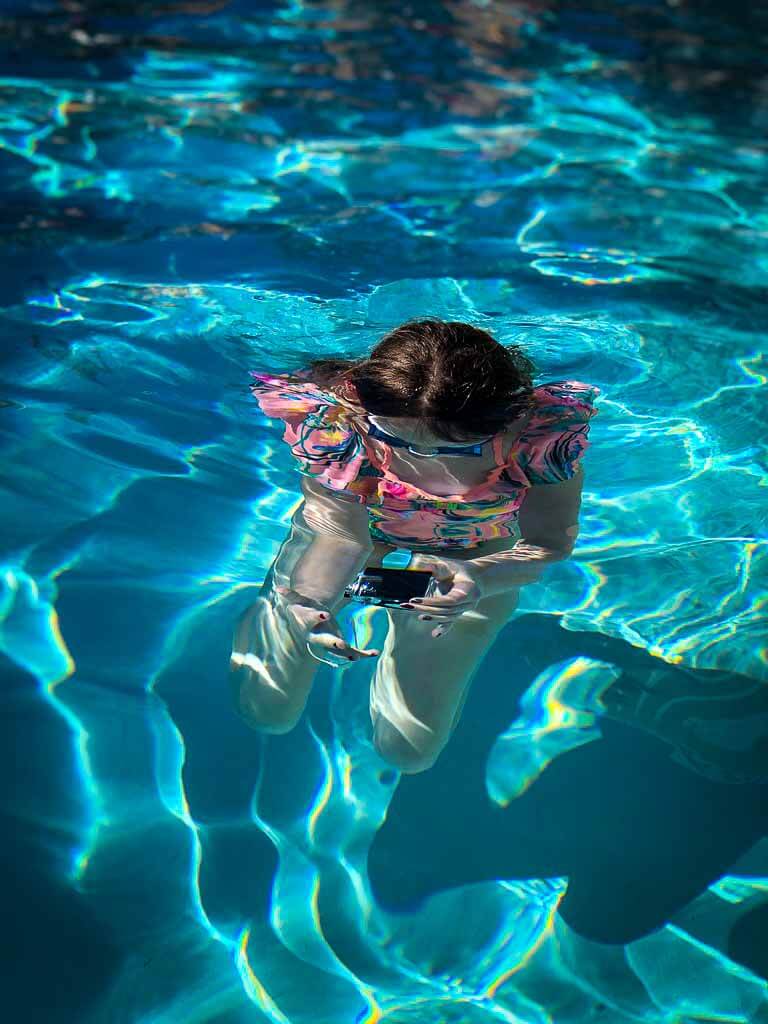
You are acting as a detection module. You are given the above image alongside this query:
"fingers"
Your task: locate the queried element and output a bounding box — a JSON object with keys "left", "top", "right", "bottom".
{"left": 419, "top": 609, "right": 467, "bottom": 623}
{"left": 271, "top": 585, "right": 383, "bottom": 665}
{"left": 308, "top": 629, "right": 381, "bottom": 663}
{"left": 407, "top": 580, "right": 478, "bottom": 614}
{"left": 411, "top": 555, "right": 458, "bottom": 575}
{"left": 291, "top": 605, "right": 331, "bottom": 632}
{"left": 400, "top": 598, "right": 475, "bottom": 619}
{"left": 308, "top": 614, "right": 377, "bottom": 660}
{"left": 412, "top": 596, "right": 474, "bottom": 612}
{"left": 415, "top": 578, "right": 473, "bottom": 606}
{"left": 397, "top": 591, "right": 480, "bottom": 630}
{"left": 395, "top": 604, "right": 469, "bottom": 626}
{"left": 272, "top": 586, "right": 331, "bottom": 633}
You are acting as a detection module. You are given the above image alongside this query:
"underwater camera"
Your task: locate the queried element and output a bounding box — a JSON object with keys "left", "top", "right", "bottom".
{"left": 343, "top": 567, "right": 439, "bottom": 608}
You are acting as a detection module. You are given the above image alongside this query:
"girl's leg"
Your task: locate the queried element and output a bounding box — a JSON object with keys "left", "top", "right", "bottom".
{"left": 230, "top": 518, "right": 395, "bottom": 733}
{"left": 369, "top": 535, "right": 523, "bottom": 773}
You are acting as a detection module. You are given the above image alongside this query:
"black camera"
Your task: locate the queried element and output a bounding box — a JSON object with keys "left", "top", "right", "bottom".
{"left": 343, "top": 567, "right": 438, "bottom": 608}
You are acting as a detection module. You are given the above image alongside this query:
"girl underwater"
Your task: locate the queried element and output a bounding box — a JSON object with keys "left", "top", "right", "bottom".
{"left": 230, "top": 319, "right": 600, "bottom": 773}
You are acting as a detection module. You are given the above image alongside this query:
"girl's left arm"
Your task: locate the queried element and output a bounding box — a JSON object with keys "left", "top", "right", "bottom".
{"left": 469, "top": 464, "right": 586, "bottom": 596}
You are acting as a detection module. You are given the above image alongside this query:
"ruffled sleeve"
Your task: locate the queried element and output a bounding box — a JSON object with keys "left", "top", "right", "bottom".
{"left": 248, "top": 369, "right": 375, "bottom": 504}
{"left": 518, "top": 380, "right": 601, "bottom": 485}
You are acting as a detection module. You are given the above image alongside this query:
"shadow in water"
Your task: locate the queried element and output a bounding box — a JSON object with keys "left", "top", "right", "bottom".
{"left": 368, "top": 614, "right": 768, "bottom": 960}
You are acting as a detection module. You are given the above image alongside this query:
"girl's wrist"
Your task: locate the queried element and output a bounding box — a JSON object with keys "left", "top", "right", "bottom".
{"left": 469, "top": 549, "right": 554, "bottom": 595}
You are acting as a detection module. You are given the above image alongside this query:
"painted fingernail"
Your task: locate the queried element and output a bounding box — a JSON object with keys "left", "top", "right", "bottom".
{"left": 318, "top": 612, "right": 329, "bottom": 619}
{"left": 419, "top": 615, "right": 433, "bottom": 620}
{"left": 410, "top": 598, "right": 422, "bottom": 604}
{"left": 400, "top": 603, "right": 415, "bottom": 609}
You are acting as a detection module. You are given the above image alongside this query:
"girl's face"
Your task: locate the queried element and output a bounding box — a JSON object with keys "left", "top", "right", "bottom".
{"left": 365, "top": 415, "right": 495, "bottom": 458}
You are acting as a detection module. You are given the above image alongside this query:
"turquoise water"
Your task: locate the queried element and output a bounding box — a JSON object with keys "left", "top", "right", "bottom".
{"left": 1, "top": 1, "right": 767, "bottom": 1021}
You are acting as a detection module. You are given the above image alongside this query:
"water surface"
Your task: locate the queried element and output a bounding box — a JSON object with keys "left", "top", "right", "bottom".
{"left": 1, "top": 1, "right": 767, "bottom": 1021}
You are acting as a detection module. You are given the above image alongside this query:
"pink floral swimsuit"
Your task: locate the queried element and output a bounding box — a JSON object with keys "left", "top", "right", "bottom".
{"left": 249, "top": 369, "right": 600, "bottom": 551}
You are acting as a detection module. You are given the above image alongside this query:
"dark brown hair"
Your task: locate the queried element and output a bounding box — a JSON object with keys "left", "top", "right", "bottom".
{"left": 307, "top": 319, "right": 536, "bottom": 442}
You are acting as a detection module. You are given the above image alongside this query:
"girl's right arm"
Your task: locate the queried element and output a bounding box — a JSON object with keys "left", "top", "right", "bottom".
{"left": 287, "top": 474, "right": 374, "bottom": 611}
{"left": 469, "top": 465, "right": 585, "bottom": 596}
{"left": 230, "top": 477, "right": 377, "bottom": 729}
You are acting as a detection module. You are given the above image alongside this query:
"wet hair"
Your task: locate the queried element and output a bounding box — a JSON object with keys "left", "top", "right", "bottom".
{"left": 306, "top": 319, "right": 537, "bottom": 442}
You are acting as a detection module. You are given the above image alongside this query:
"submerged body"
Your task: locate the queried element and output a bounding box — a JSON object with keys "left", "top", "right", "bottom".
{"left": 232, "top": 366, "right": 600, "bottom": 772}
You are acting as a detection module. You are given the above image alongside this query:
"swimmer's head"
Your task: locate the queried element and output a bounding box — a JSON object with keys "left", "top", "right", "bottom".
{"left": 309, "top": 319, "right": 536, "bottom": 444}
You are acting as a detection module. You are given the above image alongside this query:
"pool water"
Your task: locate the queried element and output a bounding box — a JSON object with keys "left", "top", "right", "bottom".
{"left": 1, "top": 1, "right": 767, "bottom": 1021}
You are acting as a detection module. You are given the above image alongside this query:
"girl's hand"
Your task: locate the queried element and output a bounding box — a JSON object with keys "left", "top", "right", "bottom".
{"left": 399, "top": 557, "right": 487, "bottom": 638}
{"left": 273, "top": 584, "right": 381, "bottom": 666}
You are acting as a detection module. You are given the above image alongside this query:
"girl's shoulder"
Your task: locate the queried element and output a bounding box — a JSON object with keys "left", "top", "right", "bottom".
{"left": 248, "top": 368, "right": 376, "bottom": 502}
{"left": 529, "top": 380, "right": 601, "bottom": 424}
{"left": 511, "top": 380, "right": 601, "bottom": 485}
{"left": 248, "top": 367, "right": 340, "bottom": 415}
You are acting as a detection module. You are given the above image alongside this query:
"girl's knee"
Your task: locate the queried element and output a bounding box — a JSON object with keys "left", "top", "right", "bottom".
{"left": 230, "top": 668, "right": 307, "bottom": 734}
{"left": 234, "top": 692, "right": 304, "bottom": 735}
{"left": 371, "top": 714, "right": 442, "bottom": 774}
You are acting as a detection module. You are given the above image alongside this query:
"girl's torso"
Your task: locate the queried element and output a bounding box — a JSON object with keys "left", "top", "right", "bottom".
{"left": 336, "top": 400, "right": 533, "bottom": 549}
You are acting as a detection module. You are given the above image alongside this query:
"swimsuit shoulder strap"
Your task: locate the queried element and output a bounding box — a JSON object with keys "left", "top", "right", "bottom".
{"left": 491, "top": 434, "right": 506, "bottom": 466}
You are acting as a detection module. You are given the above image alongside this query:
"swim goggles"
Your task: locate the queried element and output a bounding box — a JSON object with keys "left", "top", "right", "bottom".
{"left": 365, "top": 415, "right": 494, "bottom": 458}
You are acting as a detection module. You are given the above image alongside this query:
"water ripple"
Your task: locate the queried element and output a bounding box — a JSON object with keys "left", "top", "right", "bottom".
{"left": 2, "top": 1, "right": 767, "bottom": 1020}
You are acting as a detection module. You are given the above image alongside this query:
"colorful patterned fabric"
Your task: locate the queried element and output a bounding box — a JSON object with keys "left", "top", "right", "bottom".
{"left": 249, "top": 368, "right": 600, "bottom": 550}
